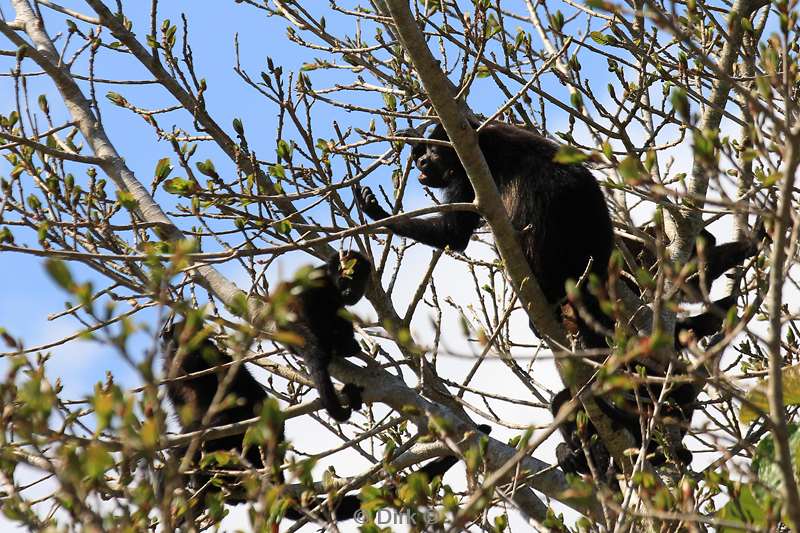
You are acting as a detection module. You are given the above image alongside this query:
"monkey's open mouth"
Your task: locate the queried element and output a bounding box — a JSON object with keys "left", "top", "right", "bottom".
{"left": 418, "top": 172, "right": 445, "bottom": 187}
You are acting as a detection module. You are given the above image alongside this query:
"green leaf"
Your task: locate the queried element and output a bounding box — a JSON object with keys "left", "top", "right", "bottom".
{"left": 493, "top": 513, "right": 509, "bottom": 532}
{"left": 44, "top": 259, "right": 74, "bottom": 291}
{"left": 232, "top": 118, "right": 244, "bottom": 135}
{"left": 163, "top": 177, "right": 199, "bottom": 196}
{"left": 105, "top": 92, "right": 127, "bottom": 107}
{"left": 553, "top": 145, "right": 589, "bottom": 164}
{"left": 670, "top": 88, "right": 690, "bottom": 121}
{"left": 269, "top": 164, "right": 286, "bottom": 180}
{"left": 27, "top": 194, "right": 41, "bottom": 210}
{"left": 617, "top": 155, "right": 646, "bottom": 183}
{"left": 716, "top": 484, "right": 768, "bottom": 532}
{"left": 741, "top": 364, "right": 800, "bottom": 423}
{"left": 195, "top": 159, "right": 219, "bottom": 179}
{"left": 0, "top": 227, "right": 13, "bottom": 244}
{"left": 589, "top": 31, "right": 611, "bottom": 45}
{"left": 154, "top": 157, "right": 173, "bottom": 180}
{"left": 275, "top": 219, "right": 292, "bottom": 235}
{"left": 602, "top": 142, "right": 613, "bottom": 160}
{"left": 116, "top": 190, "right": 138, "bottom": 210}
{"left": 550, "top": 11, "right": 564, "bottom": 31}
{"left": 37, "top": 94, "right": 49, "bottom": 115}
{"left": 84, "top": 443, "right": 114, "bottom": 481}
{"left": 18, "top": 374, "right": 55, "bottom": 419}
{"left": 276, "top": 139, "right": 293, "bottom": 161}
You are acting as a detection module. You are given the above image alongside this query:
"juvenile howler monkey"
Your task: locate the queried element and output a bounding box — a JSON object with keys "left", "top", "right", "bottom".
{"left": 358, "top": 121, "right": 615, "bottom": 348}
{"left": 271, "top": 250, "right": 371, "bottom": 422}
{"left": 162, "top": 318, "right": 484, "bottom": 521}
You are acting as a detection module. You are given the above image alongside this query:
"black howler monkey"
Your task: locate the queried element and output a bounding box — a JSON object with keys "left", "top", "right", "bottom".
{"left": 358, "top": 121, "right": 615, "bottom": 348}
{"left": 162, "top": 318, "right": 483, "bottom": 521}
{"left": 161, "top": 319, "right": 279, "bottom": 505}
{"left": 272, "top": 249, "right": 370, "bottom": 422}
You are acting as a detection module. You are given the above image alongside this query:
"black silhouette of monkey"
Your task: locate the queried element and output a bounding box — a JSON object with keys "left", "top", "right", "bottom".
{"left": 162, "top": 318, "right": 486, "bottom": 521}
{"left": 358, "top": 121, "right": 615, "bottom": 348}
{"left": 271, "top": 250, "right": 371, "bottom": 422}
{"left": 161, "top": 318, "right": 281, "bottom": 505}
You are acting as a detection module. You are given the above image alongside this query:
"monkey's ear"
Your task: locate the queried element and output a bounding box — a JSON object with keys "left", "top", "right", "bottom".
{"left": 395, "top": 127, "right": 423, "bottom": 148}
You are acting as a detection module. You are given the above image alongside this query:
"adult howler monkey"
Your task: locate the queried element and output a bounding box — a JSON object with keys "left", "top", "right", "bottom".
{"left": 358, "top": 121, "right": 615, "bottom": 348}
{"left": 552, "top": 224, "right": 762, "bottom": 478}
{"left": 162, "top": 318, "right": 485, "bottom": 521}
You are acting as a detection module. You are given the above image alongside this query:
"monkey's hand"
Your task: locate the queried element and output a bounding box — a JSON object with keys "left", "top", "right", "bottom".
{"left": 342, "top": 383, "right": 364, "bottom": 411}
{"left": 356, "top": 186, "right": 390, "bottom": 221}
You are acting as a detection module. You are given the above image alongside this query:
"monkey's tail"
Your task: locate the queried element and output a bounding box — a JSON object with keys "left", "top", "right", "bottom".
{"left": 303, "top": 352, "right": 352, "bottom": 422}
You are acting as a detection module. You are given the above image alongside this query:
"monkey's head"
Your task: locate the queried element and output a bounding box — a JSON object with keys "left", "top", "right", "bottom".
{"left": 161, "top": 318, "right": 224, "bottom": 374}
{"left": 402, "top": 124, "right": 463, "bottom": 188}
{"left": 327, "top": 250, "right": 371, "bottom": 306}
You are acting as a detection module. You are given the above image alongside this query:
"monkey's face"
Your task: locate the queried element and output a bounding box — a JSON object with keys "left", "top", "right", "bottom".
{"left": 409, "top": 125, "right": 463, "bottom": 188}
{"left": 328, "top": 250, "right": 371, "bottom": 306}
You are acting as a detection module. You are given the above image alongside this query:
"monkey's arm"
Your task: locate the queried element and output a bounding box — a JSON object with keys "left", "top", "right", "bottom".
{"left": 297, "top": 336, "right": 352, "bottom": 423}
{"left": 676, "top": 294, "right": 737, "bottom": 345}
{"left": 357, "top": 186, "right": 480, "bottom": 251}
{"left": 701, "top": 240, "right": 758, "bottom": 283}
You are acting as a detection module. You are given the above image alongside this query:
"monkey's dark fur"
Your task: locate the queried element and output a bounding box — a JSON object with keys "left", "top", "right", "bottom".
{"left": 551, "top": 225, "right": 760, "bottom": 480}
{"left": 162, "top": 318, "right": 480, "bottom": 521}
{"left": 358, "top": 121, "right": 615, "bottom": 348}
{"left": 355, "top": 121, "right": 762, "bottom": 480}
{"left": 161, "top": 319, "right": 278, "bottom": 505}
{"left": 274, "top": 250, "right": 370, "bottom": 422}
